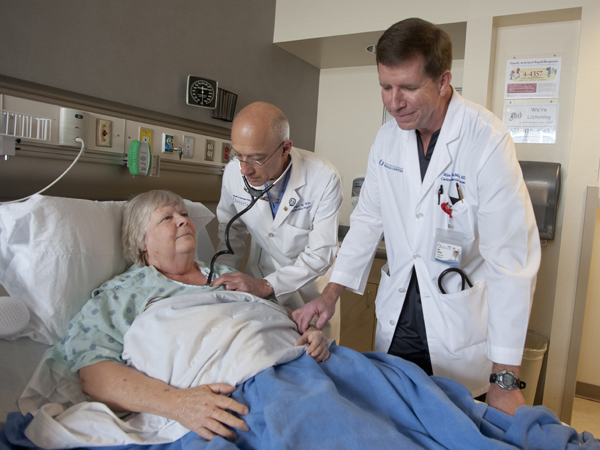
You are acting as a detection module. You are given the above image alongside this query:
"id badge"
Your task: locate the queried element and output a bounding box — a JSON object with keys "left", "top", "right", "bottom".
{"left": 433, "top": 229, "right": 466, "bottom": 267}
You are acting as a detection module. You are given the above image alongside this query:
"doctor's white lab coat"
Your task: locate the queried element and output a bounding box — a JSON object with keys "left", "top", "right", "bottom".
{"left": 330, "top": 90, "right": 541, "bottom": 396}
{"left": 216, "top": 147, "right": 343, "bottom": 338}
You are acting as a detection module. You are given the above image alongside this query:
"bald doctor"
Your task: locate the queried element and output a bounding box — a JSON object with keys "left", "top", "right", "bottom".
{"left": 211, "top": 102, "right": 342, "bottom": 340}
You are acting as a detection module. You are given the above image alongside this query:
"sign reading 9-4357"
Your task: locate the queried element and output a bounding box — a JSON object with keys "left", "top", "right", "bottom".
{"left": 505, "top": 57, "right": 562, "bottom": 99}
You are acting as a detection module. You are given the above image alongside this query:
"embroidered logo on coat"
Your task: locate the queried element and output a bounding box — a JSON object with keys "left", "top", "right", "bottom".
{"left": 441, "top": 172, "right": 466, "bottom": 183}
{"left": 233, "top": 195, "right": 251, "bottom": 206}
{"left": 291, "top": 201, "right": 312, "bottom": 212}
{"left": 379, "top": 159, "right": 403, "bottom": 173}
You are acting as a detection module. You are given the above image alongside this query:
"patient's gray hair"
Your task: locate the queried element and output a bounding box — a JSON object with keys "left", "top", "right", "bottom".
{"left": 122, "top": 190, "right": 186, "bottom": 266}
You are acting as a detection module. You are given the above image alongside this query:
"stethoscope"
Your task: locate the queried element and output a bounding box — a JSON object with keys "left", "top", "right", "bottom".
{"left": 205, "top": 153, "right": 293, "bottom": 285}
{"left": 437, "top": 267, "right": 473, "bottom": 294}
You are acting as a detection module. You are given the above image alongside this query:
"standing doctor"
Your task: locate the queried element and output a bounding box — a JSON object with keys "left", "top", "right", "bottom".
{"left": 212, "top": 102, "right": 343, "bottom": 340}
{"left": 293, "top": 18, "right": 541, "bottom": 415}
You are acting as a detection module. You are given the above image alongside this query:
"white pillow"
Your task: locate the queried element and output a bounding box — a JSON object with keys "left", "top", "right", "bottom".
{"left": 0, "top": 194, "right": 215, "bottom": 345}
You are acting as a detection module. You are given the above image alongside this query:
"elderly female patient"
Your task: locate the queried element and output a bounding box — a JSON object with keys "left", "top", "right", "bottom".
{"left": 48, "top": 190, "right": 329, "bottom": 441}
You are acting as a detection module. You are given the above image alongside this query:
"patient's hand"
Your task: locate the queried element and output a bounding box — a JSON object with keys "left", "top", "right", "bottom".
{"left": 295, "top": 326, "right": 330, "bottom": 362}
{"left": 80, "top": 362, "right": 249, "bottom": 441}
{"left": 171, "top": 383, "right": 250, "bottom": 441}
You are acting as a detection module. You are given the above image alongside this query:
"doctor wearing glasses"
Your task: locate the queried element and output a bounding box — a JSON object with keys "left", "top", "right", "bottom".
{"left": 212, "top": 102, "right": 343, "bottom": 340}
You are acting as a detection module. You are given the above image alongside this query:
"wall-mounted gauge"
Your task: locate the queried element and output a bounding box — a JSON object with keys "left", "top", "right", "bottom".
{"left": 186, "top": 76, "right": 218, "bottom": 109}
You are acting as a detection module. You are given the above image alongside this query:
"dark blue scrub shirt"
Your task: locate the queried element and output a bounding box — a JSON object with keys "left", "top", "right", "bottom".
{"left": 387, "top": 128, "right": 441, "bottom": 376}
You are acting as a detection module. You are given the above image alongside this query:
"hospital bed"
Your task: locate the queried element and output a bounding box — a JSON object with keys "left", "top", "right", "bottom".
{"left": 0, "top": 194, "right": 217, "bottom": 427}
{"left": 1, "top": 195, "right": 598, "bottom": 450}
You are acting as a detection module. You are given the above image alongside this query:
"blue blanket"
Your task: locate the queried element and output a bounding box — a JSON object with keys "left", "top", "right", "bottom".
{"left": 2, "top": 345, "right": 598, "bottom": 450}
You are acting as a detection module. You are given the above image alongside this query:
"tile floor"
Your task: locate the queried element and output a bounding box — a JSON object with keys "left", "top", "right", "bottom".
{"left": 569, "top": 397, "right": 600, "bottom": 437}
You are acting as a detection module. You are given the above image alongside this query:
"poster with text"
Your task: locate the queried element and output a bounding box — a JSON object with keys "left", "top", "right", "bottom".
{"left": 503, "top": 103, "right": 559, "bottom": 144}
{"left": 505, "top": 57, "right": 562, "bottom": 99}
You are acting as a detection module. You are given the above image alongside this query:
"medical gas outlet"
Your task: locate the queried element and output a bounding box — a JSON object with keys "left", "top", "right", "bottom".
{"left": 139, "top": 127, "right": 153, "bottom": 147}
{"left": 162, "top": 133, "right": 175, "bottom": 153}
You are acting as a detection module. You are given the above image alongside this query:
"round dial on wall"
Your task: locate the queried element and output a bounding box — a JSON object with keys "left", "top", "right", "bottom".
{"left": 186, "top": 76, "right": 218, "bottom": 109}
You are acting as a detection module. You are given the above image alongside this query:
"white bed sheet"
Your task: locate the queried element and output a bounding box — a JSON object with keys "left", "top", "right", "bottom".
{"left": 19, "top": 291, "right": 308, "bottom": 449}
{"left": 0, "top": 337, "right": 51, "bottom": 426}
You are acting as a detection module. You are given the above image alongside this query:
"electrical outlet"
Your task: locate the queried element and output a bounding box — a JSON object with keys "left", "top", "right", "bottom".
{"left": 139, "top": 127, "right": 153, "bottom": 149}
{"left": 205, "top": 139, "right": 215, "bottom": 161}
{"left": 162, "top": 133, "right": 174, "bottom": 153}
{"left": 222, "top": 142, "right": 231, "bottom": 164}
{"left": 182, "top": 135, "right": 194, "bottom": 158}
{"left": 96, "top": 119, "right": 112, "bottom": 148}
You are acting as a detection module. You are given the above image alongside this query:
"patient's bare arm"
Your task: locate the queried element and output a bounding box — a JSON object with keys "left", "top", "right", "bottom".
{"left": 79, "top": 361, "right": 249, "bottom": 441}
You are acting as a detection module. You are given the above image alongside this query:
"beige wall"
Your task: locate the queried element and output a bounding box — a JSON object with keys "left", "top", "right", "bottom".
{"left": 489, "top": 19, "right": 581, "bottom": 341}
{"left": 579, "top": 209, "right": 600, "bottom": 385}
{"left": 274, "top": 0, "right": 469, "bottom": 42}
{"left": 315, "top": 66, "right": 381, "bottom": 226}
{"left": 278, "top": 0, "right": 600, "bottom": 421}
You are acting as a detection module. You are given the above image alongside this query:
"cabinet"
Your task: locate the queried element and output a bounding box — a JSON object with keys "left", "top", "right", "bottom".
{"left": 339, "top": 258, "right": 386, "bottom": 352}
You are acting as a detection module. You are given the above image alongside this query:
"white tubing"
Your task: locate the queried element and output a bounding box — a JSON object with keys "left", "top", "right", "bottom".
{"left": 0, "top": 138, "right": 86, "bottom": 204}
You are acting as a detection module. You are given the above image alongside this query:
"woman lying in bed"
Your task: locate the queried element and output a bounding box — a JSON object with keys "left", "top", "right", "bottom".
{"left": 48, "top": 190, "right": 329, "bottom": 441}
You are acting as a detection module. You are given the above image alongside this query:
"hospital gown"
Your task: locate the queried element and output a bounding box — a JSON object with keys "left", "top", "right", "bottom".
{"left": 49, "top": 261, "right": 236, "bottom": 372}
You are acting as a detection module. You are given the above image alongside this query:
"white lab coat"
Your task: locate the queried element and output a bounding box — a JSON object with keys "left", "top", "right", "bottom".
{"left": 330, "top": 90, "right": 541, "bottom": 395}
{"left": 217, "top": 147, "right": 343, "bottom": 340}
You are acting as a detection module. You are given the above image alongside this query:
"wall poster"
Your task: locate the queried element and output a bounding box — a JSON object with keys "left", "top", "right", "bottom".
{"left": 505, "top": 57, "right": 562, "bottom": 99}
{"left": 503, "top": 103, "right": 559, "bottom": 144}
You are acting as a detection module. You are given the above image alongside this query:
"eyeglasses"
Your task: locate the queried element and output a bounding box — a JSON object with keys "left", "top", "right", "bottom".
{"left": 231, "top": 141, "right": 285, "bottom": 166}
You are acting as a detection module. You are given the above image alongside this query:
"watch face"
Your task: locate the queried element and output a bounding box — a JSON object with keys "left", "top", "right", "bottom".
{"left": 186, "top": 76, "right": 218, "bottom": 109}
{"left": 502, "top": 372, "right": 516, "bottom": 386}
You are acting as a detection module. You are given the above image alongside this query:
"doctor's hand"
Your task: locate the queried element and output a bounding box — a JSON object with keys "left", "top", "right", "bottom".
{"left": 211, "top": 273, "right": 273, "bottom": 299}
{"left": 295, "top": 326, "right": 330, "bottom": 362}
{"left": 292, "top": 282, "right": 345, "bottom": 333}
{"left": 172, "top": 383, "right": 249, "bottom": 441}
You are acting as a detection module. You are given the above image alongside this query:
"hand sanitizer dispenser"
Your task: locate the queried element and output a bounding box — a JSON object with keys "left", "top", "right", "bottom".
{"left": 519, "top": 161, "right": 561, "bottom": 243}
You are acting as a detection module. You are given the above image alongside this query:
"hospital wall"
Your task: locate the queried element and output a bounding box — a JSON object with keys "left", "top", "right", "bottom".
{"left": 0, "top": 0, "right": 319, "bottom": 151}
{"left": 0, "top": 0, "right": 320, "bottom": 203}
{"left": 274, "top": 0, "right": 600, "bottom": 422}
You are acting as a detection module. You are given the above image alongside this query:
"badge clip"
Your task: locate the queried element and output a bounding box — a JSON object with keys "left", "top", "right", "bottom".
{"left": 441, "top": 202, "right": 453, "bottom": 228}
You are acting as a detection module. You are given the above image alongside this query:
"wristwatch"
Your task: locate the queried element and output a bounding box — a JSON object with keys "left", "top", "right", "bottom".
{"left": 489, "top": 370, "right": 526, "bottom": 390}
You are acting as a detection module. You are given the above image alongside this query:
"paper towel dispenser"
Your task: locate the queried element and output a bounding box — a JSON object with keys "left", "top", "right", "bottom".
{"left": 518, "top": 161, "right": 561, "bottom": 242}
{"left": 351, "top": 177, "right": 365, "bottom": 209}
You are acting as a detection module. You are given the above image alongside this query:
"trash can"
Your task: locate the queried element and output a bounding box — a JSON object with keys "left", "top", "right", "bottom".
{"left": 520, "top": 331, "right": 549, "bottom": 406}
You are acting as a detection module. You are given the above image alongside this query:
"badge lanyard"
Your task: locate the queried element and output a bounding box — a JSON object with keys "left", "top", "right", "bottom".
{"left": 434, "top": 182, "right": 466, "bottom": 268}
{"left": 266, "top": 167, "right": 292, "bottom": 219}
